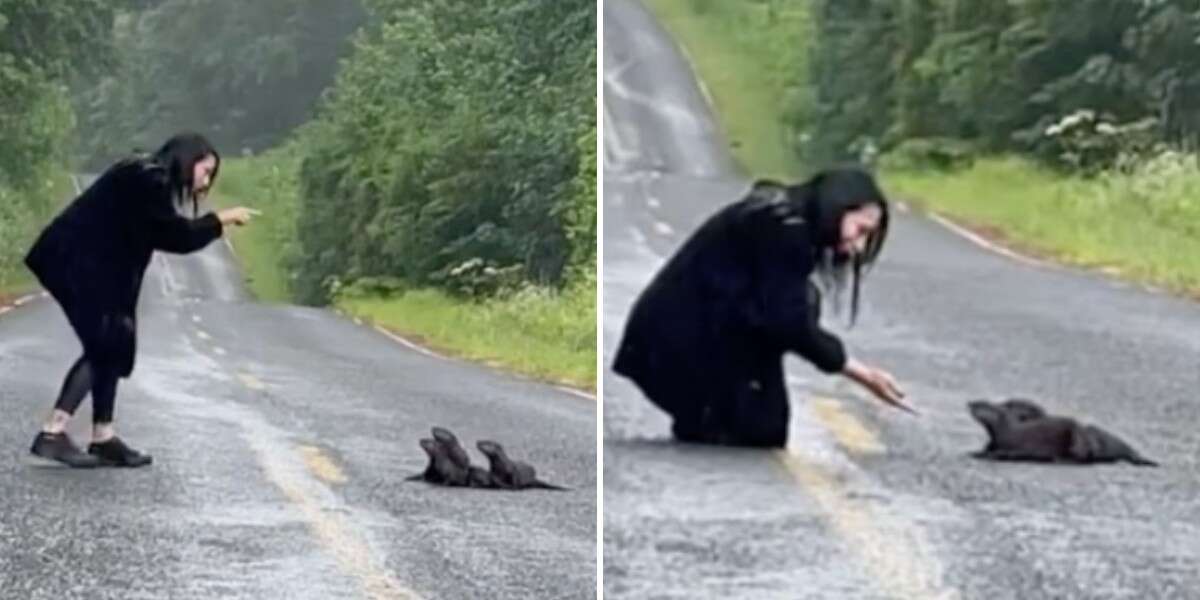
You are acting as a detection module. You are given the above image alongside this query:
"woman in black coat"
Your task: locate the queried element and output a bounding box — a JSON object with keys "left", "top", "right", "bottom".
{"left": 613, "top": 167, "right": 911, "bottom": 448}
{"left": 25, "top": 133, "right": 260, "bottom": 468}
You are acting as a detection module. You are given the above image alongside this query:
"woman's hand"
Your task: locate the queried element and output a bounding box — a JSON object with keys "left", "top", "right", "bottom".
{"left": 217, "top": 207, "right": 262, "bottom": 227}
{"left": 842, "top": 358, "right": 916, "bottom": 414}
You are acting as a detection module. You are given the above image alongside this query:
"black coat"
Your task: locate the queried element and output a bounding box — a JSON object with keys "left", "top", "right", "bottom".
{"left": 613, "top": 180, "right": 848, "bottom": 442}
{"left": 24, "top": 158, "right": 223, "bottom": 377}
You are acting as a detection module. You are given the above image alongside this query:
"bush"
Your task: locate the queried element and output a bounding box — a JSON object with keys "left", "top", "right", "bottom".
{"left": 292, "top": 0, "right": 596, "bottom": 305}
{"left": 880, "top": 137, "right": 976, "bottom": 172}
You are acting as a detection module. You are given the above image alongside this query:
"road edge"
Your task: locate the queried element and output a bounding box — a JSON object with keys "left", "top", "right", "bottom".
{"left": 331, "top": 307, "right": 598, "bottom": 402}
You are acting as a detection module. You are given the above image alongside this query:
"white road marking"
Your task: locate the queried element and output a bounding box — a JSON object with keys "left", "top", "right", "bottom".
{"left": 373, "top": 325, "right": 445, "bottom": 360}
{"left": 928, "top": 213, "right": 1054, "bottom": 270}
{"left": 555, "top": 386, "right": 596, "bottom": 401}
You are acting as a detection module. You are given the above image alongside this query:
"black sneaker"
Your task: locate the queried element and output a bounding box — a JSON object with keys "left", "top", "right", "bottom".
{"left": 30, "top": 432, "right": 101, "bottom": 468}
{"left": 88, "top": 437, "right": 153, "bottom": 468}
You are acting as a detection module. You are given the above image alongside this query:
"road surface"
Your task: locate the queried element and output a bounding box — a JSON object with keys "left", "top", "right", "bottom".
{"left": 602, "top": 1, "right": 1200, "bottom": 598}
{"left": 0, "top": 179, "right": 596, "bottom": 599}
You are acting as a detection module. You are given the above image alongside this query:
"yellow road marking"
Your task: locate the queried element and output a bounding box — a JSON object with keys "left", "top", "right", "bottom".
{"left": 810, "top": 397, "right": 885, "bottom": 455}
{"left": 300, "top": 445, "right": 348, "bottom": 485}
{"left": 776, "top": 449, "right": 958, "bottom": 600}
{"left": 255, "top": 445, "right": 420, "bottom": 600}
{"left": 236, "top": 372, "right": 265, "bottom": 390}
{"left": 205, "top": 355, "right": 414, "bottom": 597}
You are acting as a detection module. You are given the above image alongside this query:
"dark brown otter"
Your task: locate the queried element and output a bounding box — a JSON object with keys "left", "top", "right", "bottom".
{"left": 476, "top": 440, "right": 570, "bottom": 491}
{"left": 407, "top": 437, "right": 471, "bottom": 485}
{"left": 432, "top": 426, "right": 472, "bottom": 470}
{"left": 968, "top": 400, "right": 1157, "bottom": 467}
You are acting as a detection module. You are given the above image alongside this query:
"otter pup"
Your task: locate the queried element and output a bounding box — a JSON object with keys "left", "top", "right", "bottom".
{"left": 968, "top": 400, "right": 1158, "bottom": 467}
{"left": 407, "top": 437, "right": 471, "bottom": 485}
{"left": 433, "top": 427, "right": 500, "bottom": 489}
{"left": 408, "top": 428, "right": 498, "bottom": 489}
{"left": 476, "top": 440, "right": 570, "bottom": 491}
{"left": 432, "top": 426, "right": 472, "bottom": 470}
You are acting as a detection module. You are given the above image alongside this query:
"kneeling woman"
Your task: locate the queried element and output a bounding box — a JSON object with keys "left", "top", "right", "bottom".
{"left": 24, "top": 133, "right": 259, "bottom": 467}
{"left": 613, "top": 167, "right": 912, "bottom": 448}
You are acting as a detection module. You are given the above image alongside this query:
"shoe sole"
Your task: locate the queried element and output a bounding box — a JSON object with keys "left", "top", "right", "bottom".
{"left": 24, "top": 453, "right": 101, "bottom": 469}
{"left": 91, "top": 456, "right": 153, "bottom": 468}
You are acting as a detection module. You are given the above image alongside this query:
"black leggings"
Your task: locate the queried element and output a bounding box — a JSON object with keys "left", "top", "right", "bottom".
{"left": 53, "top": 355, "right": 119, "bottom": 424}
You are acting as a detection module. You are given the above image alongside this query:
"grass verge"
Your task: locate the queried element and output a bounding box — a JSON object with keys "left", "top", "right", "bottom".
{"left": 0, "top": 170, "right": 77, "bottom": 298}
{"left": 339, "top": 281, "right": 596, "bottom": 391}
{"left": 884, "top": 156, "right": 1200, "bottom": 296}
{"left": 215, "top": 150, "right": 596, "bottom": 392}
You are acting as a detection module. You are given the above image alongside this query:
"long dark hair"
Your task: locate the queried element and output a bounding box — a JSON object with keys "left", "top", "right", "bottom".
{"left": 151, "top": 132, "right": 221, "bottom": 217}
{"left": 788, "top": 167, "right": 891, "bottom": 326}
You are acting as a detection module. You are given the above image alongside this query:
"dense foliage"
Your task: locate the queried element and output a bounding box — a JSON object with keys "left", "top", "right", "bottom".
{"left": 291, "top": 0, "right": 596, "bottom": 304}
{"left": 75, "top": 0, "right": 365, "bottom": 168}
{"left": 0, "top": 1, "right": 130, "bottom": 286}
{"left": 803, "top": 0, "right": 1200, "bottom": 171}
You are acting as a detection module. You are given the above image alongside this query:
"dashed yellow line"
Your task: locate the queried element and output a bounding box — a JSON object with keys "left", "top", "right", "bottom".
{"left": 236, "top": 372, "right": 265, "bottom": 390}
{"left": 810, "top": 397, "right": 885, "bottom": 455}
{"left": 776, "top": 449, "right": 957, "bottom": 600}
{"left": 300, "top": 445, "right": 348, "bottom": 485}
{"left": 227, "top": 377, "right": 414, "bottom": 597}
{"left": 255, "top": 445, "right": 420, "bottom": 600}
{"left": 776, "top": 397, "right": 959, "bottom": 600}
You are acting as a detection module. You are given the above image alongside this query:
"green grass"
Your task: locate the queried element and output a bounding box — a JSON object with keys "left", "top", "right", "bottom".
{"left": 212, "top": 148, "right": 302, "bottom": 303}
{"left": 884, "top": 156, "right": 1200, "bottom": 295}
{"left": 213, "top": 148, "right": 596, "bottom": 391}
{"left": 0, "top": 170, "right": 77, "bottom": 297}
{"left": 644, "top": 0, "right": 812, "bottom": 180}
{"left": 339, "top": 280, "right": 596, "bottom": 391}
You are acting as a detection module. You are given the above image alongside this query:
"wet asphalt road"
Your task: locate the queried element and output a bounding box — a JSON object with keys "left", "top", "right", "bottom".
{"left": 602, "top": 1, "right": 1200, "bottom": 599}
{"left": 0, "top": 186, "right": 596, "bottom": 598}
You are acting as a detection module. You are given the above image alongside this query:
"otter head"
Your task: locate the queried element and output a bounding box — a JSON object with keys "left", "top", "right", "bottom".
{"left": 418, "top": 437, "right": 438, "bottom": 457}
{"left": 999, "top": 398, "right": 1047, "bottom": 422}
{"left": 431, "top": 426, "right": 458, "bottom": 446}
{"left": 476, "top": 440, "right": 503, "bottom": 458}
{"left": 968, "top": 400, "right": 1008, "bottom": 438}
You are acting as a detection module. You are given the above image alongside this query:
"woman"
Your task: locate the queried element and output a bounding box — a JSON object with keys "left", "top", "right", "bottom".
{"left": 24, "top": 132, "right": 260, "bottom": 468}
{"left": 613, "top": 167, "right": 911, "bottom": 448}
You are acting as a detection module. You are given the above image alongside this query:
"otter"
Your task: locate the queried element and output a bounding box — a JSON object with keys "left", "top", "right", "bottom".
{"left": 967, "top": 400, "right": 1158, "bottom": 467}
{"left": 407, "top": 437, "right": 471, "bottom": 485}
{"left": 432, "top": 426, "right": 472, "bottom": 470}
{"left": 408, "top": 428, "right": 499, "bottom": 489}
{"left": 467, "top": 465, "right": 496, "bottom": 488}
{"left": 476, "top": 440, "right": 570, "bottom": 491}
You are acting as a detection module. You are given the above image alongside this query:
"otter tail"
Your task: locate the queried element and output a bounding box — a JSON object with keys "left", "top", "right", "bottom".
{"left": 1127, "top": 454, "right": 1159, "bottom": 467}
{"left": 405, "top": 474, "right": 426, "bottom": 481}
{"left": 531, "top": 480, "right": 571, "bottom": 491}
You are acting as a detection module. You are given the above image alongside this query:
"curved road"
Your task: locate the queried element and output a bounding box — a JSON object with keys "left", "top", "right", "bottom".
{"left": 0, "top": 180, "right": 596, "bottom": 599}
{"left": 602, "top": 1, "right": 1200, "bottom": 599}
